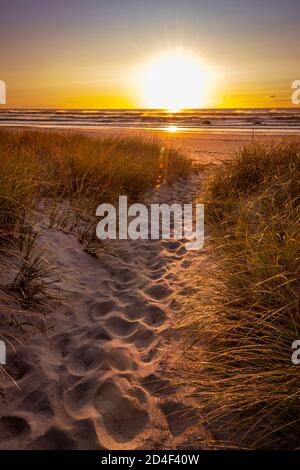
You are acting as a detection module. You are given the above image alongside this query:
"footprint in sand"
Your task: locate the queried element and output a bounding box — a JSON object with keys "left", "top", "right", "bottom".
{"left": 6, "top": 352, "right": 31, "bottom": 381}
{"left": 107, "top": 347, "right": 138, "bottom": 371}
{"left": 89, "top": 299, "right": 119, "bottom": 319}
{"left": 0, "top": 416, "right": 30, "bottom": 443}
{"left": 164, "top": 272, "right": 176, "bottom": 281}
{"left": 86, "top": 326, "right": 112, "bottom": 342}
{"left": 94, "top": 381, "right": 149, "bottom": 442}
{"left": 161, "top": 240, "right": 181, "bottom": 252}
{"left": 105, "top": 316, "right": 139, "bottom": 337}
{"left": 144, "top": 305, "right": 166, "bottom": 326}
{"left": 148, "top": 268, "right": 167, "bottom": 280}
{"left": 65, "top": 344, "right": 105, "bottom": 375}
{"left": 130, "top": 325, "right": 154, "bottom": 350}
{"left": 123, "top": 300, "right": 149, "bottom": 320}
{"left": 20, "top": 387, "right": 54, "bottom": 418}
{"left": 128, "top": 386, "right": 148, "bottom": 405}
{"left": 66, "top": 377, "right": 97, "bottom": 413}
{"left": 149, "top": 258, "right": 167, "bottom": 271}
{"left": 2, "top": 173, "right": 207, "bottom": 450}
{"left": 145, "top": 283, "right": 172, "bottom": 301}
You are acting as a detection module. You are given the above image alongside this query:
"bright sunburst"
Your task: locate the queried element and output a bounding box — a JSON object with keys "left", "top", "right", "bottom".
{"left": 142, "top": 48, "right": 207, "bottom": 110}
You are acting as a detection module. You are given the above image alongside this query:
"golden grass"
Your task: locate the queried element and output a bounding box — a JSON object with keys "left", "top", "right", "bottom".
{"left": 0, "top": 128, "right": 191, "bottom": 312}
{"left": 178, "top": 141, "right": 300, "bottom": 449}
{"left": 0, "top": 129, "right": 191, "bottom": 225}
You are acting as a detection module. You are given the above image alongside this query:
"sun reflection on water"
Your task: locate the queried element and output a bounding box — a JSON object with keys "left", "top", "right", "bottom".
{"left": 166, "top": 125, "right": 178, "bottom": 133}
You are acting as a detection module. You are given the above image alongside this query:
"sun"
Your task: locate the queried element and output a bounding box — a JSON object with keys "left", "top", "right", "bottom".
{"left": 142, "top": 48, "right": 207, "bottom": 110}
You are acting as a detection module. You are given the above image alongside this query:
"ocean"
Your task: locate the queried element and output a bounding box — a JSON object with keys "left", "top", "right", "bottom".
{"left": 1, "top": 108, "right": 300, "bottom": 132}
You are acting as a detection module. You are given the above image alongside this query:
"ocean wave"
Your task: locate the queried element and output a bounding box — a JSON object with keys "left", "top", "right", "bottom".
{"left": 1, "top": 108, "right": 300, "bottom": 130}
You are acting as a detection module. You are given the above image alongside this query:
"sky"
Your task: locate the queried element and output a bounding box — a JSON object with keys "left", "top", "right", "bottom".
{"left": 1, "top": 0, "right": 300, "bottom": 108}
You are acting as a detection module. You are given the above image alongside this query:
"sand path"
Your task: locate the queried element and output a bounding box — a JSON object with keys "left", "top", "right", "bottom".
{"left": 0, "top": 172, "right": 211, "bottom": 450}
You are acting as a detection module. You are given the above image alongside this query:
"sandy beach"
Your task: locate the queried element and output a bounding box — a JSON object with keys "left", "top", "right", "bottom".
{"left": 8, "top": 124, "right": 294, "bottom": 164}
{"left": 0, "top": 137, "right": 205, "bottom": 449}
{"left": 0, "top": 127, "right": 298, "bottom": 449}
{"left": 1, "top": 0, "right": 300, "bottom": 459}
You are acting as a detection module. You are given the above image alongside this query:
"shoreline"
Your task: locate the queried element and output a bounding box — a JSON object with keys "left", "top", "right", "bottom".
{"left": 1, "top": 125, "right": 297, "bottom": 165}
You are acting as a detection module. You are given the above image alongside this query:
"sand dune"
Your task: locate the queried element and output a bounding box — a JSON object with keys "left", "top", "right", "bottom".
{"left": 1, "top": 130, "right": 293, "bottom": 450}
{"left": 0, "top": 171, "right": 212, "bottom": 450}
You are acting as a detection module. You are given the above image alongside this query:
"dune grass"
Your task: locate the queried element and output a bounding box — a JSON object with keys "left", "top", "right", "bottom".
{"left": 179, "top": 140, "right": 300, "bottom": 449}
{"left": 0, "top": 129, "right": 191, "bottom": 227}
{"left": 0, "top": 128, "right": 191, "bottom": 237}
{"left": 0, "top": 128, "right": 191, "bottom": 312}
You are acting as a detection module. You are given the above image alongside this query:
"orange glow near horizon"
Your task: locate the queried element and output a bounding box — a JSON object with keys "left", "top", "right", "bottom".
{"left": 1, "top": 2, "right": 297, "bottom": 110}
{"left": 1, "top": 48, "right": 294, "bottom": 110}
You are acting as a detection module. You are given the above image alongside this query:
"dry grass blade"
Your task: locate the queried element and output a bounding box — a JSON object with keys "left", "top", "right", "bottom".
{"left": 177, "top": 140, "right": 300, "bottom": 449}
